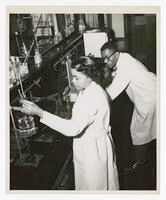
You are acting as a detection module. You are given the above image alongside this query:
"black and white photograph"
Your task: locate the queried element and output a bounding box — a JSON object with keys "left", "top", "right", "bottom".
{"left": 7, "top": 7, "right": 159, "bottom": 192}
{"left": 1, "top": 1, "right": 165, "bottom": 198}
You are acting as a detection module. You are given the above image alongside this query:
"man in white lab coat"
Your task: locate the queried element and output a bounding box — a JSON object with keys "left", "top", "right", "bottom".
{"left": 100, "top": 42, "right": 156, "bottom": 170}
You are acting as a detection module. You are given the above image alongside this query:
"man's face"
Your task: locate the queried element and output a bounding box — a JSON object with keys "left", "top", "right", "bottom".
{"left": 101, "top": 48, "right": 117, "bottom": 69}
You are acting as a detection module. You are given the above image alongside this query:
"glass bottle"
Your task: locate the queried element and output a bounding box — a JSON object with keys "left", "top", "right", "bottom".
{"left": 34, "top": 49, "right": 42, "bottom": 68}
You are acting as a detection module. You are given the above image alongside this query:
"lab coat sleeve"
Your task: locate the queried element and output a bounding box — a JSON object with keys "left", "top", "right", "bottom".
{"left": 106, "top": 61, "right": 134, "bottom": 100}
{"left": 40, "top": 104, "right": 97, "bottom": 137}
{"left": 40, "top": 111, "right": 78, "bottom": 137}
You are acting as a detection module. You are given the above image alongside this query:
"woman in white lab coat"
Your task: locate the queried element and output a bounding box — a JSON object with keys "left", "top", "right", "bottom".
{"left": 22, "top": 56, "right": 119, "bottom": 190}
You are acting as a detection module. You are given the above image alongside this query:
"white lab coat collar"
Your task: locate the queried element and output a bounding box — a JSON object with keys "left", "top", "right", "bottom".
{"left": 79, "top": 81, "right": 96, "bottom": 96}
{"left": 115, "top": 52, "right": 121, "bottom": 69}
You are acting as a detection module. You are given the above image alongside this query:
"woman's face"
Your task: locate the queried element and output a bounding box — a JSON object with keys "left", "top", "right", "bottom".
{"left": 71, "top": 69, "right": 92, "bottom": 91}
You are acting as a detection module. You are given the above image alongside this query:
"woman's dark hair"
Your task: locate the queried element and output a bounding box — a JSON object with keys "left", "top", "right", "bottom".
{"left": 72, "top": 56, "right": 104, "bottom": 85}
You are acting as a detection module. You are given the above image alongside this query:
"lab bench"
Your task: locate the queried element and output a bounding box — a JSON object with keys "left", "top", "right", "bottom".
{"left": 9, "top": 31, "right": 83, "bottom": 190}
{"left": 10, "top": 126, "right": 74, "bottom": 190}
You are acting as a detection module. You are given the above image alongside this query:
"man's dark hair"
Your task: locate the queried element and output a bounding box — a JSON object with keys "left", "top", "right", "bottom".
{"left": 107, "top": 29, "right": 116, "bottom": 43}
{"left": 100, "top": 41, "right": 118, "bottom": 52}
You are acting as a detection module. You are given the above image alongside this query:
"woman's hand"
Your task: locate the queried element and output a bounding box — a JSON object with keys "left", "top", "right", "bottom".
{"left": 21, "top": 100, "right": 44, "bottom": 118}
